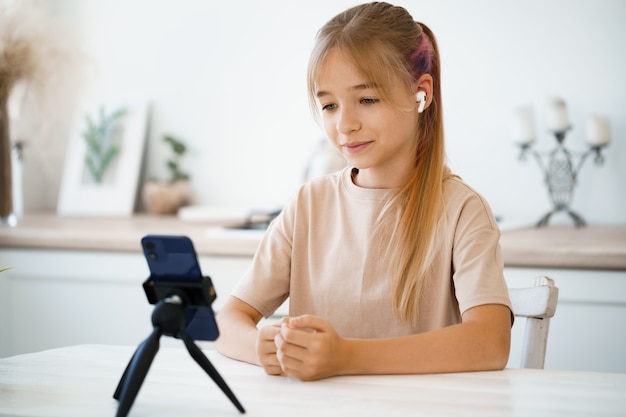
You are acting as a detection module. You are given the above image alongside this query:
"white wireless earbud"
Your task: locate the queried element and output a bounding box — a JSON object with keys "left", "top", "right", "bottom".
{"left": 416, "top": 91, "right": 426, "bottom": 113}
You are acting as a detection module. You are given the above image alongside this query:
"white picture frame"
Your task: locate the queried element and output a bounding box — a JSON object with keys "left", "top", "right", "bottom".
{"left": 57, "top": 99, "right": 148, "bottom": 217}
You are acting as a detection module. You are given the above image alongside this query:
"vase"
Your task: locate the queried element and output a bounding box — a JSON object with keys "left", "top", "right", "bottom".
{"left": 0, "top": 96, "right": 17, "bottom": 227}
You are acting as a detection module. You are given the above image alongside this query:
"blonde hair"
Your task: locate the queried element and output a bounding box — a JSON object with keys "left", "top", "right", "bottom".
{"left": 307, "top": 2, "right": 451, "bottom": 325}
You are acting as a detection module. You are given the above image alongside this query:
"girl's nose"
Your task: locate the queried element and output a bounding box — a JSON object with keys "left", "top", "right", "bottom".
{"left": 337, "top": 106, "right": 361, "bottom": 135}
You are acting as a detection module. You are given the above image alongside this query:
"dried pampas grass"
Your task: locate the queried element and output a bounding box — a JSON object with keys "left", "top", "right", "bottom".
{"left": 0, "top": 4, "right": 86, "bottom": 122}
{"left": 0, "top": 4, "right": 89, "bottom": 213}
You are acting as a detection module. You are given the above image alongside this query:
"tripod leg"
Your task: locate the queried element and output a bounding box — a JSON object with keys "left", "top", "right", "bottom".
{"left": 181, "top": 332, "right": 246, "bottom": 414}
{"left": 115, "top": 327, "right": 162, "bottom": 417}
{"left": 113, "top": 348, "right": 139, "bottom": 399}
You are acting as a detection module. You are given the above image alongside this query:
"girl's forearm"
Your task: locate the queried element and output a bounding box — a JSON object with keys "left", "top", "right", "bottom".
{"left": 215, "top": 310, "right": 261, "bottom": 366}
{"left": 341, "top": 305, "right": 511, "bottom": 375}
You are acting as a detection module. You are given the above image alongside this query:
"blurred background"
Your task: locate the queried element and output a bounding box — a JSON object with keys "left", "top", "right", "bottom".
{"left": 5, "top": 0, "right": 626, "bottom": 225}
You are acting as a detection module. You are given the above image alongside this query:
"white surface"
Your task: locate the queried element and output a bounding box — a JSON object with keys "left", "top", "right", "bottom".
{"left": 177, "top": 205, "right": 251, "bottom": 224}
{"left": 1, "top": 345, "right": 625, "bottom": 417}
{"left": 205, "top": 226, "right": 267, "bottom": 242}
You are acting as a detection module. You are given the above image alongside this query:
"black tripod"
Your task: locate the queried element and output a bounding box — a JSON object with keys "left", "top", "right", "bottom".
{"left": 113, "top": 279, "right": 245, "bottom": 417}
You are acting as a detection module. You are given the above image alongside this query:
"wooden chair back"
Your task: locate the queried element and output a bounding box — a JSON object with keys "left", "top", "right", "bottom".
{"left": 508, "top": 275, "right": 559, "bottom": 369}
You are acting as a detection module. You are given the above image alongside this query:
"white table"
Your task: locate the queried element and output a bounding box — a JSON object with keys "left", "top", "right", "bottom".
{"left": 1, "top": 345, "right": 625, "bottom": 417}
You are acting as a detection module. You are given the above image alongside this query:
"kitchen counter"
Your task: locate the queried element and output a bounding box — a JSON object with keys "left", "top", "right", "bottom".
{"left": 0, "top": 213, "right": 262, "bottom": 257}
{"left": 1, "top": 213, "right": 625, "bottom": 270}
{"left": 500, "top": 224, "right": 626, "bottom": 271}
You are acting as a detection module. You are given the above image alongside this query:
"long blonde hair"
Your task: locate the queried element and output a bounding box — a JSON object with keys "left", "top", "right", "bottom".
{"left": 307, "top": 2, "right": 450, "bottom": 325}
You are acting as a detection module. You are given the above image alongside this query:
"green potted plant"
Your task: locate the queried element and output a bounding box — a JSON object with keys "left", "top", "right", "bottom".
{"left": 142, "top": 134, "right": 192, "bottom": 215}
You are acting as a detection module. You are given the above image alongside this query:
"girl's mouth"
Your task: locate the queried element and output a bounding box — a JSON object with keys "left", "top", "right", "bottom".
{"left": 343, "top": 141, "right": 372, "bottom": 154}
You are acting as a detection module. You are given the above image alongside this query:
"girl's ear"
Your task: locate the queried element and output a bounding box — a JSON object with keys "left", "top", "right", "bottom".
{"left": 414, "top": 74, "right": 434, "bottom": 112}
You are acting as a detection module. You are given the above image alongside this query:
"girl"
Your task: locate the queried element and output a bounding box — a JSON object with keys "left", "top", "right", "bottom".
{"left": 215, "top": 2, "right": 512, "bottom": 381}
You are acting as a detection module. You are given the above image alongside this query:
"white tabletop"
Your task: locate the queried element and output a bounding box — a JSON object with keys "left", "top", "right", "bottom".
{"left": 0, "top": 344, "right": 625, "bottom": 417}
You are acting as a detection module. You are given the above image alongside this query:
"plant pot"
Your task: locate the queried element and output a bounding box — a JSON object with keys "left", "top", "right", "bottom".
{"left": 142, "top": 179, "right": 191, "bottom": 215}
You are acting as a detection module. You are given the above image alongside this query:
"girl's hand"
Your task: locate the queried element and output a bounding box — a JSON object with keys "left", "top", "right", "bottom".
{"left": 256, "top": 318, "right": 289, "bottom": 375}
{"left": 274, "top": 315, "right": 349, "bottom": 381}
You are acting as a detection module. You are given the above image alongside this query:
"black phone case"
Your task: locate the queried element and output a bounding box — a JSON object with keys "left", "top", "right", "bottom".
{"left": 141, "top": 235, "right": 203, "bottom": 282}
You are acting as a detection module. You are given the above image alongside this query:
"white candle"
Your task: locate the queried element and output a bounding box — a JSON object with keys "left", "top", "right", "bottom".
{"left": 546, "top": 98, "right": 570, "bottom": 132}
{"left": 585, "top": 115, "right": 611, "bottom": 147}
{"left": 511, "top": 106, "right": 536, "bottom": 145}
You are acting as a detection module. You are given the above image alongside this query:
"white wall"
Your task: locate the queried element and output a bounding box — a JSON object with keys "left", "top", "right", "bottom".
{"left": 16, "top": 0, "right": 626, "bottom": 224}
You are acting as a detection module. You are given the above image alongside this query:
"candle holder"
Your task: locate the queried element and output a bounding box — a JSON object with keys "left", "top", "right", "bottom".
{"left": 518, "top": 128, "right": 608, "bottom": 228}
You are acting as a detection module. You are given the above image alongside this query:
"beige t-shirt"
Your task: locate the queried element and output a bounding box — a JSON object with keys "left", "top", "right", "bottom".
{"left": 231, "top": 166, "right": 511, "bottom": 338}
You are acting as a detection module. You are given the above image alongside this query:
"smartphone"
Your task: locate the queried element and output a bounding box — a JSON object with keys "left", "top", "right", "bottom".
{"left": 141, "top": 234, "right": 219, "bottom": 341}
{"left": 141, "top": 234, "right": 203, "bottom": 282}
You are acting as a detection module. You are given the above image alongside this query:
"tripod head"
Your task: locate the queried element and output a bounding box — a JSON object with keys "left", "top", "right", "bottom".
{"left": 142, "top": 275, "right": 219, "bottom": 341}
{"left": 143, "top": 274, "right": 216, "bottom": 307}
{"left": 150, "top": 294, "right": 187, "bottom": 337}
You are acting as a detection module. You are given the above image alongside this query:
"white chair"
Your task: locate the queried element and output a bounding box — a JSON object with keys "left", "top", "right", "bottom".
{"left": 508, "top": 275, "right": 559, "bottom": 369}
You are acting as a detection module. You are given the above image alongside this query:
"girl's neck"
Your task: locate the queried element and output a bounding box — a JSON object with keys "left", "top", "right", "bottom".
{"left": 351, "top": 164, "right": 414, "bottom": 189}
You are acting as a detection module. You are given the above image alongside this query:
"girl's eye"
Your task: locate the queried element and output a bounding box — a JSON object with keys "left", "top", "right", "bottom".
{"left": 361, "top": 97, "right": 380, "bottom": 105}
{"left": 321, "top": 103, "right": 337, "bottom": 111}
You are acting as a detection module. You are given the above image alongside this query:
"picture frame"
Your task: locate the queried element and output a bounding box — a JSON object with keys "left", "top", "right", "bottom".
{"left": 57, "top": 99, "right": 148, "bottom": 217}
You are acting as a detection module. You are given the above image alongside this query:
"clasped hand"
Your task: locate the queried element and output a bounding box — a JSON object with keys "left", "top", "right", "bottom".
{"left": 256, "top": 314, "right": 348, "bottom": 381}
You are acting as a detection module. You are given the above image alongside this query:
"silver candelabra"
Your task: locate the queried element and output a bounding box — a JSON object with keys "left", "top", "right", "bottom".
{"left": 514, "top": 99, "right": 611, "bottom": 228}
{"left": 518, "top": 130, "right": 607, "bottom": 227}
